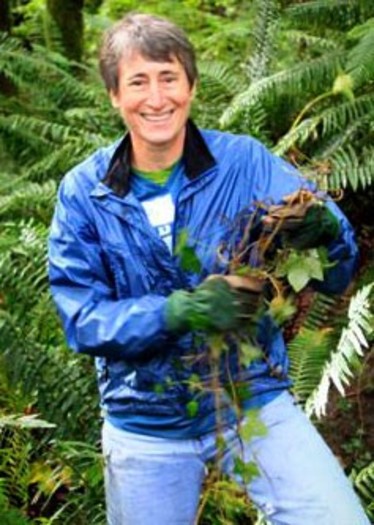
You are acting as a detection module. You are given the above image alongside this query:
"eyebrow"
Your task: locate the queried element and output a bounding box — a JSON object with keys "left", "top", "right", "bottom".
{"left": 126, "top": 69, "right": 180, "bottom": 81}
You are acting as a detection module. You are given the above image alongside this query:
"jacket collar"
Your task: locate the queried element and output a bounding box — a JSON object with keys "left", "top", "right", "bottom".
{"left": 101, "top": 119, "right": 217, "bottom": 197}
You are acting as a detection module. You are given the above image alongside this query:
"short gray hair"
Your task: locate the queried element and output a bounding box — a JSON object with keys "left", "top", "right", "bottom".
{"left": 99, "top": 13, "right": 198, "bottom": 93}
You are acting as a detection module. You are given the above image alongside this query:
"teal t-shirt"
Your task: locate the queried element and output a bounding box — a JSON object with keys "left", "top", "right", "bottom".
{"left": 130, "top": 160, "right": 184, "bottom": 253}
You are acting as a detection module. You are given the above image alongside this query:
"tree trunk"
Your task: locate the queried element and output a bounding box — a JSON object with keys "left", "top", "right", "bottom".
{"left": 0, "top": 0, "right": 15, "bottom": 96}
{"left": 0, "top": 0, "right": 11, "bottom": 32}
{"left": 46, "top": 0, "right": 84, "bottom": 63}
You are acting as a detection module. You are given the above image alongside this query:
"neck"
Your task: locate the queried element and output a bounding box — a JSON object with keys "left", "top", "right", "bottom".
{"left": 130, "top": 131, "right": 185, "bottom": 172}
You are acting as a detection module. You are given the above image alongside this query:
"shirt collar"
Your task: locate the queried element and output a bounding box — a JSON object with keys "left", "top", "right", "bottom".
{"left": 101, "top": 119, "right": 217, "bottom": 197}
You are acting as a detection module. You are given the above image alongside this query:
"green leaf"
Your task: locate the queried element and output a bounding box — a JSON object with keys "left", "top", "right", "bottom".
{"left": 233, "top": 456, "right": 260, "bottom": 484}
{"left": 187, "top": 373, "right": 203, "bottom": 393}
{"left": 288, "top": 266, "right": 310, "bottom": 292}
{"left": 268, "top": 295, "right": 297, "bottom": 326}
{"left": 240, "top": 342, "right": 262, "bottom": 367}
{"left": 276, "top": 249, "right": 327, "bottom": 292}
{"left": 175, "top": 229, "right": 201, "bottom": 273}
{"left": 153, "top": 383, "right": 165, "bottom": 395}
{"left": 239, "top": 409, "right": 267, "bottom": 441}
{"left": 186, "top": 400, "right": 199, "bottom": 418}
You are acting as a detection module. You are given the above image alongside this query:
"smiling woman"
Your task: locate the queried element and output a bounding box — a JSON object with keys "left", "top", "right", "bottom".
{"left": 109, "top": 53, "right": 196, "bottom": 171}
{"left": 48, "top": 11, "right": 370, "bottom": 525}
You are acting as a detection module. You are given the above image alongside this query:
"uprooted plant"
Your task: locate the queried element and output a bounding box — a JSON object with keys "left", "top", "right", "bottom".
{"left": 175, "top": 187, "right": 350, "bottom": 519}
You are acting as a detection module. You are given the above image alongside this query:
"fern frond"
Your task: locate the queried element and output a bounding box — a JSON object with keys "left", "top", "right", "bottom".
{"left": 288, "top": 293, "right": 339, "bottom": 401}
{"left": 0, "top": 38, "right": 99, "bottom": 107}
{"left": 284, "top": 29, "right": 339, "bottom": 52}
{"left": 289, "top": 327, "right": 334, "bottom": 401}
{"left": 25, "top": 140, "right": 105, "bottom": 183}
{"left": 247, "top": 0, "right": 279, "bottom": 82}
{"left": 315, "top": 115, "right": 371, "bottom": 160}
{"left": 0, "top": 220, "right": 49, "bottom": 302}
{"left": 197, "top": 61, "right": 246, "bottom": 100}
{"left": 273, "top": 93, "right": 374, "bottom": 155}
{"left": 273, "top": 117, "right": 320, "bottom": 156}
{"left": 321, "top": 95, "right": 374, "bottom": 137}
{"left": 4, "top": 115, "right": 73, "bottom": 144}
{"left": 346, "top": 19, "right": 374, "bottom": 88}
{"left": 220, "top": 52, "right": 345, "bottom": 127}
{"left": 352, "top": 462, "right": 374, "bottom": 521}
{"left": 285, "top": 0, "right": 367, "bottom": 28}
{"left": 329, "top": 145, "right": 374, "bottom": 191}
{"left": 0, "top": 180, "right": 57, "bottom": 223}
{"left": 305, "top": 283, "right": 374, "bottom": 418}
{"left": 199, "top": 19, "right": 252, "bottom": 54}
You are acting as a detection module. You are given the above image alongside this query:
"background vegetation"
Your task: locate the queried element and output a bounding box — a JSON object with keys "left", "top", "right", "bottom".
{"left": 0, "top": 0, "right": 373, "bottom": 523}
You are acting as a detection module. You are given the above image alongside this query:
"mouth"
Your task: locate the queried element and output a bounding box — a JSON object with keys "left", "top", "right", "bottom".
{"left": 141, "top": 110, "right": 174, "bottom": 122}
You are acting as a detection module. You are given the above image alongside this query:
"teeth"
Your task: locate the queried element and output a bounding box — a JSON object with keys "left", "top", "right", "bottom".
{"left": 143, "top": 111, "right": 172, "bottom": 121}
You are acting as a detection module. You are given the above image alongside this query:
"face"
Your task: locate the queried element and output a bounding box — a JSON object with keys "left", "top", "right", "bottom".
{"left": 110, "top": 51, "right": 195, "bottom": 158}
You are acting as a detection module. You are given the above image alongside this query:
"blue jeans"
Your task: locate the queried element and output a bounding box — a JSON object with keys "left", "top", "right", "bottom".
{"left": 102, "top": 392, "right": 369, "bottom": 525}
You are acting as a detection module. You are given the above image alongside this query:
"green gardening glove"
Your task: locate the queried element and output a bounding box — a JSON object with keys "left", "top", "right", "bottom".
{"left": 280, "top": 203, "right": 341, "bottom": 250}
{"left": 264, "top": 197, "right": 341, "bottom": 250}
{"left": 166, "top": 277, "right": 263, "bottom": 333}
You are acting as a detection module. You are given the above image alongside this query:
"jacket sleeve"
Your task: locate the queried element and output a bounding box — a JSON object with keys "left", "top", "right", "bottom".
{"left": 48, "top": 176, "right": 171, "bottom": 360}
{"left": 250, "top": 140, "right": 359, "bottom": 295}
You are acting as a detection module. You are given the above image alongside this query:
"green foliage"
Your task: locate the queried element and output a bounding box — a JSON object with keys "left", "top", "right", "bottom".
{"left": 220, "top": 52, "right": 345, "bottom": 129}
{"left": 304, "top": 284, "right": 373, "bottom": 417}
{"left": 175, "top": 229, "right": 202, "bottom": 273}
{"left": 41, "top": 441, "right": 105, "bottom": 525}
{"left": 0, "top": 480, "right": 31, "bottom": 525}
{"left": 220, "top": 1, "right": 374, "bottom": 193}
{"left": 353, "top": 462, "right": 374, "bottom": 521}
{"left": 275, "top": 248, "right": 327, "bottom": 292}
{"left": 0, "top": 35, "right": 121, "bottom": 184}
{"left": 288, "top": 282, "right": 374, "bottom": 420}
{"left": 199, "top": 477, "right": 257, "bottom": 525}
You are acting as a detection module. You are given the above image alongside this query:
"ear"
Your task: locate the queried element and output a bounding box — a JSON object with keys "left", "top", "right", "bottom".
{"left": 190, "top": 82, "right": 197, "bottom": 99}
{"left": 109, "top": 90, "right": 120, "bottom": 109}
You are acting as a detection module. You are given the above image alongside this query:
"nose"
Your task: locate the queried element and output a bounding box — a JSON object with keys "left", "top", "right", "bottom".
{"left": 146, "top": 82, "right": 166, "bottom": 109}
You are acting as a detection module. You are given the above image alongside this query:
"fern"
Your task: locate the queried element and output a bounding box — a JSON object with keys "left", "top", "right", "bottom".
{"left": 284, "top": 29, "right": 339, "bottom": 52}
{"left": 0, "top": 478, "right": 31, "bottom": 524}
{"left": 0, "top": 35, "right": 120, "bottom": 182}
{"left": 0, "top": 220, "right": 100, "bottom": 442}
{"left": 198, "top": 61, "right": 245, "bottom": 100}
{"left": 316, "top": 114, "right": 372, "bottom": 160}
{"left": 305, "top": 284, "right": 374, "bottom": 418}
{"left": 352, "top": 462, "right": 374, "bottom": 521}
{"left": 0, "top": 180, "right": 57, "bottom": 223}
{"left": 346, "top": 18, "right": 374, "bottom": 88}
{"left": 285, "top": 0, "right": 373, "bottom": 29}
{"left": 273, "top": 116, "right": 320, "bottom": 156}
{"left": 329, "top": 145, "right": 374, "bottom": 191}
{"left": 274, "top": 93, "right": 374, "bottom": 156}
{"left": 220, "top": 52, "right": 345, "bottom": 127}
{"left": 289, "top": 328, "right": 334, "bottom": 401}
{"left": 247, "top": 0, "right": 279, "bottom": 82}
{"left": 46, "top": 440, "right": 106, "bottom": 525}
{"left": 289, "top": 293, "right": 339, "bottom": 401}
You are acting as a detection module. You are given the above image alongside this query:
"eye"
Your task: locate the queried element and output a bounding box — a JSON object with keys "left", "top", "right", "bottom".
{"left": 163, "top": 75, "right": 177, "bottom": 84}
{"left": 129, "top": 80, "right": 145, "bottom": 87}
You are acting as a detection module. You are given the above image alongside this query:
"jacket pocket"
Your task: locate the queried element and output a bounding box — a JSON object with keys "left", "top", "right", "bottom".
{"left": 102, "top": 242, "right": 152, "bottom": 298}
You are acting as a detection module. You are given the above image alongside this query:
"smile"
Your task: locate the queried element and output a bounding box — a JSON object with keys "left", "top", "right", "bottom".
{"left": 141, "top": 110, "right": 174, "bottom": 122}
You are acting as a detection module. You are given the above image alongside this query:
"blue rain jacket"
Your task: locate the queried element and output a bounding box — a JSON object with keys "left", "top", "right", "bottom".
{"left": 48, "top": 121, "right": 358, "bottom": 422}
